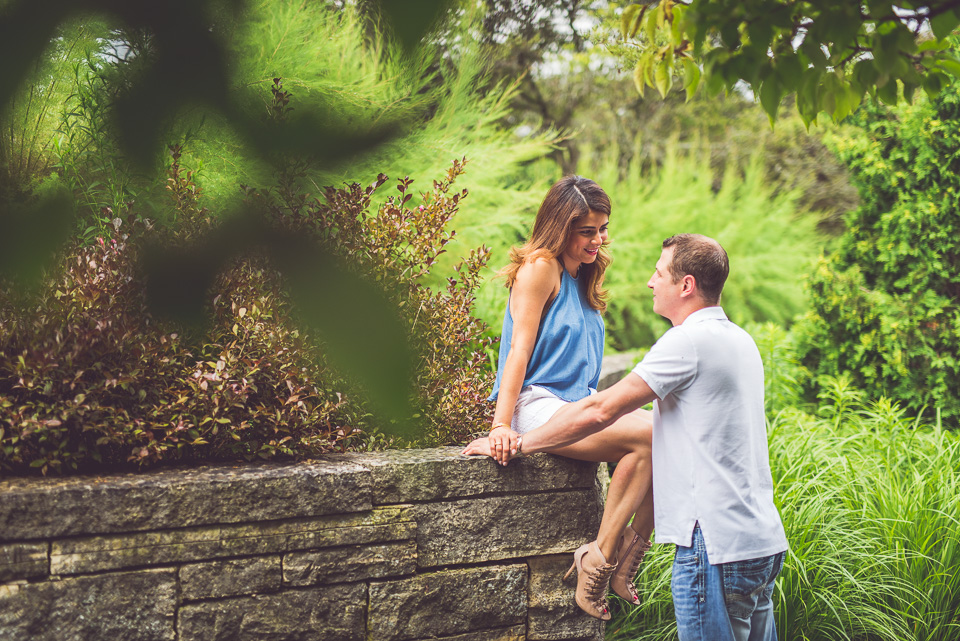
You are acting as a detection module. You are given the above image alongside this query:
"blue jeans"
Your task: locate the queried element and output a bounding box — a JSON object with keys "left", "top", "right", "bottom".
{"left": 671, "top": 524, "right": 784, "bottom": 641}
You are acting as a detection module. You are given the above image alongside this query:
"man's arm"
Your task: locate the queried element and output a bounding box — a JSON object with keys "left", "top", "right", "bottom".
{"left": 505, "top": 372, "right": 659, "bottom": 461}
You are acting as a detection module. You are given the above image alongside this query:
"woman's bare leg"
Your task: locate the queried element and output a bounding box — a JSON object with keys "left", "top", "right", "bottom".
{"left": 547, "top": 408, "right": 653, "bottom": 562}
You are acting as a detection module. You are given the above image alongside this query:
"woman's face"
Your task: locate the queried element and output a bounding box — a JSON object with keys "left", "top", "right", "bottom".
{"left": 561, "top": 210, "right": 609, "bottom": 275}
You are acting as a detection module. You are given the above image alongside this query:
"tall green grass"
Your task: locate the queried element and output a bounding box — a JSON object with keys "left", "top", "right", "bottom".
{"left": 607, "top": 391, "right": 960, "bottom": 641}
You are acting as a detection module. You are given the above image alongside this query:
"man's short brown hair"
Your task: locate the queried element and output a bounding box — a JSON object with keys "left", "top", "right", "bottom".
{"left": 662, "top": 234, "right": 729, "bottom": 305}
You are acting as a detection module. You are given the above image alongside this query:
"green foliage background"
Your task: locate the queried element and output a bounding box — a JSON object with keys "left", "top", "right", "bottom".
{"left": 3, "top": 1, "right": 960, "bottom": 638}
{"left": 792, "top": 66, "right": 960, "bottom": 422}
{"left": 610, "top": 399, "right": 960, "bottom": 641}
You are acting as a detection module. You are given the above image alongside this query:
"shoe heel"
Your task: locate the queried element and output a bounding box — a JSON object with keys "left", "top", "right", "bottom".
{"left": 563, "top": 543, "right": 587, "bottom": 582}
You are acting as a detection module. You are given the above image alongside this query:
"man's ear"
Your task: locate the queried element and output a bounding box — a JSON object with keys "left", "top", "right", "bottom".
{"left": 680, "top": 274, "right": 697, "bottom": 298}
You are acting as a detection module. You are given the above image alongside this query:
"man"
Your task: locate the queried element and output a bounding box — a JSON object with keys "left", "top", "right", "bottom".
{"left": 491, "top": 233, "right": 788, "bottom": 641}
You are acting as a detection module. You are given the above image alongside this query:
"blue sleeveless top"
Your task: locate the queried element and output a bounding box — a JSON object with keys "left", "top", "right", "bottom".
{"left": 490, "top": 266, "right": 604, "bottom": 403}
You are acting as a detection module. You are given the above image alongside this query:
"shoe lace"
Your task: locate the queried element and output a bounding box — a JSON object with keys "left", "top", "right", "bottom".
{"left": 585, "top": 561, "right": 617, "bottom": 610}
{"left": 622, "top": 536, "right": 651, "bottom": 600}
{"left": 627, "top": 537, "right": 651, "bottom": 577}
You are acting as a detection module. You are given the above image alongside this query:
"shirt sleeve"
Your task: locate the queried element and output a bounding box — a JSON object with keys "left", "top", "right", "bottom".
{"left": 632, "top": 327, "right": 697, "bottom": 399}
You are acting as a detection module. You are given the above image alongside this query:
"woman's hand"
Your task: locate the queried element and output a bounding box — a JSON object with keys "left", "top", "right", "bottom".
{"left": 460, "top": 425, "right": 520, "bottom": 465}
{"left": 461, "top": 437, "right": 492, "bottom": 457}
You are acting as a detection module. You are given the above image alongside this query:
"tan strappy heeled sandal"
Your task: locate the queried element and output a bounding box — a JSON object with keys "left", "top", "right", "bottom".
{"left": 563, "top": 540, "right": 618, "bottom": 620}
{"left": 610, "top": 525, "right": 652, "bottom": 605}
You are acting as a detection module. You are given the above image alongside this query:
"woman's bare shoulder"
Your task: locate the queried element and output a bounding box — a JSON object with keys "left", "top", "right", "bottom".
{"left": 516, "top": 255, "right": 560, "bottom": 284}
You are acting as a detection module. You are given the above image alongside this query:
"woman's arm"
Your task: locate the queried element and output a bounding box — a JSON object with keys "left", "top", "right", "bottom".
{"left": 463, "top": 257, "right": 559, "bottom": 462}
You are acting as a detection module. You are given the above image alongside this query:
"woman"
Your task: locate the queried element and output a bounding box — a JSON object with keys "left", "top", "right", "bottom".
{"left": 462, "top": 175, "right": 654, "bottom": 621}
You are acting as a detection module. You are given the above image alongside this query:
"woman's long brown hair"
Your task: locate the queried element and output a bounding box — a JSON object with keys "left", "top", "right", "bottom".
{"left": 499, "top": 175, "right": 611, "bottom": 312}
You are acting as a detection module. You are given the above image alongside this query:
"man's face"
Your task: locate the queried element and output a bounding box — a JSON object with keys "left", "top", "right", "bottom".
{"left": 647, "top": 246, "right": 683, "bottom": 322}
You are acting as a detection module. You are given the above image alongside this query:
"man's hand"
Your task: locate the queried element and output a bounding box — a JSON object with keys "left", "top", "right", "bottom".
{"left": 487, "top": 425, "right": 519, "bottom": 465}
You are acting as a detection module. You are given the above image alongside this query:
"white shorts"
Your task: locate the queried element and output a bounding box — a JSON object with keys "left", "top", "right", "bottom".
{"left": 510, "top": 385, "right": 595, "bottom": 435}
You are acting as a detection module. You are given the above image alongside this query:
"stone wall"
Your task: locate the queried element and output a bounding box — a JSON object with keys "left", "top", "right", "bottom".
{"left": 0, "top": 448, "right": 609, "bottom": 641}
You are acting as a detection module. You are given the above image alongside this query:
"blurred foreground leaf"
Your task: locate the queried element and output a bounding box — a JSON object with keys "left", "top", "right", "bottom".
{"left": 377, "top": 0, "right": 455, "bottom": 52}
{"left": 0, "top": 190, "right": 74, "bottom": 286}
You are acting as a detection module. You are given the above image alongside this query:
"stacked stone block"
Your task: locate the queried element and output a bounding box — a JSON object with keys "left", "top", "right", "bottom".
{"left": 0, "top": 448, "right": 607, "bottom": 641}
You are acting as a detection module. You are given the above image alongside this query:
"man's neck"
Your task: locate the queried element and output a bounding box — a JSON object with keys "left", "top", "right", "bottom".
{"left": 670, "top": 303, "right": 715, "bottom": 326}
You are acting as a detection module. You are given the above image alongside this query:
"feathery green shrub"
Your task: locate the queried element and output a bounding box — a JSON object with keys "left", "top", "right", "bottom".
{"left": 169, "top": 1, "right": 554, "bottom": 270}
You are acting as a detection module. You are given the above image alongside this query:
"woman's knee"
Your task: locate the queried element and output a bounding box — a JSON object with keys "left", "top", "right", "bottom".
{"left": 616, "top": 416, "right": 651, "bottom": 454}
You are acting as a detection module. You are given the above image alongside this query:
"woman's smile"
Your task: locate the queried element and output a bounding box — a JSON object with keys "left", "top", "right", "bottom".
{"left": 562, "top": 210, "right": 609, "bottom": 274}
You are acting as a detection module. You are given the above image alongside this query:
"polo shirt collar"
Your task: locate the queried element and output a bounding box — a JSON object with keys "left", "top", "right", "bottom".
{"left": 681, "top": 306, "right": 727, "bottom": 325}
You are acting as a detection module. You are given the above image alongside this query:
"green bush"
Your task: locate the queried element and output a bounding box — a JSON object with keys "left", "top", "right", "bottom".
{"left": 793, "top": 71, "right": 960, "bottom": 423}
{"left": 0, "top": 150, "right": 494, "bottom": 475}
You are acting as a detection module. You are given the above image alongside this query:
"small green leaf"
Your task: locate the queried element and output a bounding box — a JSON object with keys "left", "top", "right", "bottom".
{"left": 746, "top": 16, "right": 773, "bottom": 49}
{"left": 633, "top": 60, "right": 647, "bottom": 97}
{"left": 759, "top": 77, "right": 783, "bottom": 122}
{"left": 902, "top": 80, "right": 917, "bottom": 103}
{"left": 720, "top": 19, "right": 740, "bottom": 49}
{"left": 838, "top": 82, "right": 863, "bottom": 121}
{"left": 621, "top": 4, "right": 643, "bottom": 39}
{"left": 922, "top": 71, "right": 947, "bottom": 98}
{"left": 918, "top": 39, "right": 948, "bottom": 53}
{"left": 797, "top": 69, "right": 821, "bottom": 126}
{"left": 877, "top": 77, "right": 899, "bottom": 105}
{"left": 936, "top": 57, "right": 960, "bottom": 79}
{"left": 775, "top": 54, "right": 805, "bottom": 92}
{"left": 896, "top": 23, "right": 918, "bottom": 55}
{"left": 654, "top": 57, "right": 673, "bottom": 98}
{"left": 704, "top": 64, "right": 727, "bottom": 97}
{"left": 825, "top": 6, "right": 862, "bottom": 50}
{"left": 819, "top": 87, "right": 836, "bottom": 116}
{"left": 853, "top": 59, "right": 879, "bottom": 93}
{"left": 670, "top": 4, "right": 686, "bottom": 42}
{"left": 872, "top": 30, "right": 900, "bottom": 73}
{"left": 930, "top": 9, "right": 960, "bottom": 40}
{"left": 644, "top": 7, "right": 657, "bottom": 43}
{"left": 682, "top": 58, "right": 701, "bottom": 101}
{"left": 800, "top": 36, "right": 828, "bottom": 71}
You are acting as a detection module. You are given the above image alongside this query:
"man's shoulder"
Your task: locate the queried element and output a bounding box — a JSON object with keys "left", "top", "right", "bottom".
{"left": 650, "top": 324, "right": 696, "bottom": 354}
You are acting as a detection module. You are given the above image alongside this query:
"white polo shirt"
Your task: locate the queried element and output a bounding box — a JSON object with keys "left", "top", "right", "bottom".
{"left": 632, "top": 306, "right": 788, "bottom": 565}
